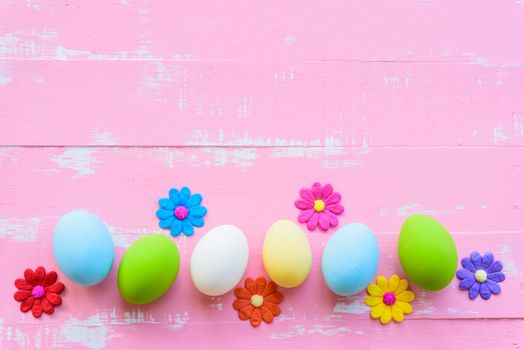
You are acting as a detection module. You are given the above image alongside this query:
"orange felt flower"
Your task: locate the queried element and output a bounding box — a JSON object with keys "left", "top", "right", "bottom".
{"left": 233, "top": 276, "right": 283, "bottom": 327}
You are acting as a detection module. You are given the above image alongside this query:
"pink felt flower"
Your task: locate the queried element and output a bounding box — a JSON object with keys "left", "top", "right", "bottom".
{"left": 294, "top": 182, "right": 344, "bottom": 231}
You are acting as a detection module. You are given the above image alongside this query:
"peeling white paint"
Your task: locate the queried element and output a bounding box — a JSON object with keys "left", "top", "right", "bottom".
{"left": 58, "top": 314, "right": 119, "bottom": 350}
{"left": 0, "top": 217, "right": 40, "bottom": 241}
{"left": 166, "top": 312, "right": 189, "bottom": 330}
{"left": 499, "top": 244, "right": 519, "bottom": 277}
{"left": 108, "top": 226, "right": 159, "bottom": 248}
{"left": 0, "top": 62, "right": 12, "bottom": 85}
{"left": 92, "top": 129, "right": 119, "bottom": 145}
{"left": 333, "top": 297, "right": 368, "bottom": 314}
{"left": 493, "top": 125, "right": 508, "bottom": 143}
{"left": 270, "top": 325, "right": 306, "bottom": 339}
{"left": 50, "top": 148, "right": 100, "bottom": 177}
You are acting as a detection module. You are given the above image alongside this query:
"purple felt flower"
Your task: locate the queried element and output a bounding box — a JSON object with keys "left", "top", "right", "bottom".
{"left": 456, "top": 251, "right": 505, "bottom": 300}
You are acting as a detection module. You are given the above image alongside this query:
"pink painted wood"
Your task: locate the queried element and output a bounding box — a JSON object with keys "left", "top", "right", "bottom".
{"left": 1, "top": 1, "right": 523, "bottom": 349}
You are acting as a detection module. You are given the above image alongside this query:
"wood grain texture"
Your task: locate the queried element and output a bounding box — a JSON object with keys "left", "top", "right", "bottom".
{"left": 1, "top": 1, "right": 523, "bottom": 349}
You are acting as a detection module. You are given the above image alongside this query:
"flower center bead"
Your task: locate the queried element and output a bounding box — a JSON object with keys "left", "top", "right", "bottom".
{"left": 174, "top": 206, "right": 189, "bottom": 220}
{"left": 314, "top": 199, "right": 325, "bottom": 212}
{"left": 383, "top": 292, "right": 396, "bottom": 305}
{"left": 250, "top": 294, "right": 264, "bottom": 308}
{"left": 475, "top": 269, "right": 487, "bottom": 283}
{"left": 32, "top": 285, "right": 45, "bottom": 299}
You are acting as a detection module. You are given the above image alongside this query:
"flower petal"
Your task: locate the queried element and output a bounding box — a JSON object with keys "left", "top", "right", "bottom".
{"left": 312, "top": 182, "right": 323, "bottom": 199}
{"left": 469, "top": 282, "right": 480, "bottom": 299}
{"left": 159, "top": 216, "right": 175, "bottom": 229}
{"left": 234, "top": 287, "right": 251, "bottom": 300}
{"left": 170, "top": 220, "right": 183, "bottom": 237}
{"left": 325, "top": 211, "right": 339, "bottom": 227}
{"left": 391, "top": 304, "right": 404, "bottom": 323}
{"left": 179, "top": 187, "right": 191, "bottom": 205}
{"left": 397, "top": 291, "right": 415, "bottom": 302}
{"left": 32, "top": 299, "right": 43, "bottom": 318}
{"left": 364, "top": 296, "right": 382, "bottom": 307}
{"left": 159, "top": 198, "right": 175, "bottom": 209}
{"left": 456, "top": 268, "right": 474, "bottom": 280}
{"left": 377, "top": 276, "right": 388, "bottom": 291}
{"left": 380, "top": 306, "right": 392, "bottom": 325}
{"left": 318, "top": 213, "right": 330, "bottom": 231}
{"left": 42, "top": 271, "right": 57, "bottom": 287}
{"left": 370, "top": 303, "right": 385, "bottom": 319}
{"left": 41, "top": 297, "right": 54, "bottom": 314}
{"left": 24, "top": 268, "right": 37, "bottom": 285}
{"left": 485, "top": 279, "right": 501, "bottom": 294}
{"left": 367, "top": 283, "right": 384, "bottom": 297}
{"left": 295, "top": 199, "right": 313, "bottom": 210}
{"left": 459, "top": 277, "right": 476, "bottom": 290}
{"left": 245, "top": 278, "right": 256, "bottom": 294}
{"left": 299, "top": 188, "right": 315, "bottom": 202}
{"left": 388, "top": 275, "right": 400, "bottom": 292}
{"left": 461, "top": 257, "right": 477, "bottom": 273}
{"left": 481, "top": 252, "right": 494, "bottom": 269}
{"left": 487, "top": 272, "right": 505, "bottom": 283}
{"left": 298, "top": 209, "right": 315, "bottom": 223}
{"left": 20, "top": 296, "right": 35, "bottom": 312}
{"left": 480, "top": 282, "right": 491, "bottom": 300}
{"left": 189, "top": 205, "right": 207, "bottom": 217}
{"left": 45, "top": 282, "right": 65, "bottom": 294}
{"left": 233, "top": 298, "right": 251, "bottom": 310}
{"left": 182, "top": 220, "right": 195, "bottom": 236}
{"left": 46, "top": 293, "right": 62, "bottom": 306}
{"left": 186, "top": 193, "right": 203, "bottom": 208}
{"left": 156, "top": 209, "right": 174, "bottom": 220}
{"left": 263, "top": 281, "right": 278, "bottom": 297}
{"left": 168, "top": 189, "right": 180, "bottom": 205}
{"left": 326, "top": 204, "right": 344, "bottom": 215}
{"left": 238, "top": 304, "right": 254, "bottom": 320}
{"left": 255, "top": 277, "right": 266, "bottom": 294}
{"left": 263, "top": 302, "right": 281, "bottom": 316}
{"left": 486, "top": 261, "right": 503, "bottom": 273}
{"left": 470, "top": 251, "right": 482, "bottom": 269}
{"left": 15, "top": 278, "right": 32, "bottom": 291}
{"left": 321, "top": 184, "right": 333, "bottom": 200}
{"left": 265, "top": 292, "right": 283, "bottom": 304}
{"left": 306, "top": 212, "right": 319, "bottom": 231}
{"left": 250, "top": 308, "right": 263, "bottom": 327}
{"left": 325, "top": 192, "right": 342, "bottom": 205}
{"left": 395, "top": 301, "right": 412, "bottom": 314}
{"left": 188, "top": 215, "right": 205, "bottom": 227}
{"left": 260, "top": 306, "right": 274, "bottom": 324}
{"left": 14, "top": 290, "right": 32, "bottom": 301}
{"left": 395, "top": 279, "right": 409, "bottom": 294}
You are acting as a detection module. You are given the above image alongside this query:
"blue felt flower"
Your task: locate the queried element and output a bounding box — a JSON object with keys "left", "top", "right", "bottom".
{"left": 456, "top": 251, "right": 505, "bottom": 300}
{"left": 156, "top": 187, "right": 207, "bottom": 237}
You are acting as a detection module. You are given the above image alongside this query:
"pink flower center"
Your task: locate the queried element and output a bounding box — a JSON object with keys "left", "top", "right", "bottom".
{"left": 174, "top": 206, "right": 189, "bottom": 220}
{"left": 32, "top": 285, "right": 46, "bottom": 299}
{"left": 383, "top": 292, "right": 396, "bottom": 305}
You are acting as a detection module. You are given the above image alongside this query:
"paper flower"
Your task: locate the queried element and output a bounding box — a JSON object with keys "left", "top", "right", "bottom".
{"left": 13, "top": 266, "right": 65, "bottom": 318}
{"left": 365, "top": 275, "right": 414, "bottom": 325}
{"left": 157, "top": 186, "right": 207, "bottom": 237}
{"left": 295, "top": 182, "right": 344, "bottom": 231}
{"left": 233, "top": 276, "right": 283, "bottom": 327}
{"left": 456, "top": 251, "right": 505, "bottom": 300}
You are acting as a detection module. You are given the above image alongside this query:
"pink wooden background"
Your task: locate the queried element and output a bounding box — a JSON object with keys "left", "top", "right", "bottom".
{"left": 1, "top": 1, "right": 524, "bottom": 349}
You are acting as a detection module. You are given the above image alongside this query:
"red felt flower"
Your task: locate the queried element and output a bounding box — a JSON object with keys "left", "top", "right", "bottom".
{"left": 13, "top": 266, "right": 65, "bottom": 318}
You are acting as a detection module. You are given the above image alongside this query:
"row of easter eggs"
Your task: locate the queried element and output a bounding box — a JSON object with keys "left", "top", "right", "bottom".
{"left": 53, "top": 210, "right": 458, "bottom": 304}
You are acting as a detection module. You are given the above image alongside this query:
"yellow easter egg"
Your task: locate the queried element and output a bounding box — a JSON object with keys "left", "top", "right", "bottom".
{"left": 262, "top": 219, "right": 312, "bottom": 288}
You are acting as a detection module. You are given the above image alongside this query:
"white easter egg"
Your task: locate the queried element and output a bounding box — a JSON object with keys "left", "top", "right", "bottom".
{"left": 190, "top": 225, "right": 249, "bottom": 296}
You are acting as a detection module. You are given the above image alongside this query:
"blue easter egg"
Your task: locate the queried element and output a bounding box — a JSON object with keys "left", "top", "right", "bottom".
{"left": 53, "top": 210, "right": 115, "bottom": 286}
{"left": 322, "top": 223, "right": 379, "bottom": 296}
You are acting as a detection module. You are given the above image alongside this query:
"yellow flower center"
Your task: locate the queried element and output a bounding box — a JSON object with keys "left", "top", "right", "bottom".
{"left": 475, "top": 269, "right": 487, "bottom": 283}
{"left": 250, "top": 294, "right": 264, "bottom": 307}
{"left": 314, "top": 199, "right": 325, "bottom": 212}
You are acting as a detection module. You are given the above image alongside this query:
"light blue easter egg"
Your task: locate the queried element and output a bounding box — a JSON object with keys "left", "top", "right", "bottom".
{"left": 322, "top": 223, "right": 379, "bottom": 296}
{"left": 53, "top": 210, "right": 114, "bottom": 286}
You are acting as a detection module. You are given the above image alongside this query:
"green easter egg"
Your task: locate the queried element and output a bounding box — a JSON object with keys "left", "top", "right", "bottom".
{"left": 118, "top": 234, "right": 180, "bottom": 304}
{"left": 398, "top": 214, "right": 458, "bottom": 291}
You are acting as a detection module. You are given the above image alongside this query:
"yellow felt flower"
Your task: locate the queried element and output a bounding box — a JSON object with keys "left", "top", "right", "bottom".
{"left": 364, "top": 274, "right": 415, "bottom": 325}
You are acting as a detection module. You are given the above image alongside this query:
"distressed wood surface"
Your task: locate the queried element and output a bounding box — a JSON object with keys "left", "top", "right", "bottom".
{"left": 1, "top": 1, "right": 523, "bottom": 349}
